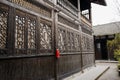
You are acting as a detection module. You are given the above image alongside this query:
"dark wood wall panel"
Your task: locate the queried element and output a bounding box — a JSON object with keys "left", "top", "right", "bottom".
{"left": 57, "top": 54, "right": 81, "bottom": 78}
{"left": 0, "top": 57, "right": 55, "bottom": 80}
{"left": 82, "top": 53, "right": 94, "bottom": 69}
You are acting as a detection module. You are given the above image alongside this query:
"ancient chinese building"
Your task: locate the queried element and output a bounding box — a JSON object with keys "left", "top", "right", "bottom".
{"left": 0, "top": 0, "right": 106, "bottom": 80}
{"left": 93, "top": 22, "right": 120, "bottom": 60}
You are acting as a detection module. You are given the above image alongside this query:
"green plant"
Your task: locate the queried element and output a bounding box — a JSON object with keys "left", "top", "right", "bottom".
{"left": 118, "top": 64, "right": 120, "bottom": 69}
{"left": 107, "top": 33, "right": 120, "bottom": 75}
{"left": 107, "top": 33, "right": 120, "bottom": 61}
{"left": 114, "top": 49, "right": 120, "bottom": 61}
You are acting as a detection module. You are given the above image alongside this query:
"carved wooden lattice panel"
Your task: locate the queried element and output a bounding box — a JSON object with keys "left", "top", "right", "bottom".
{"left": 71, "top": 32, "right": 75, "bottom": 51}
{"left": 0, "top": 10, "right": 8, "bottom": 49}
{"left": 57, "top": 24, "right": 81, "bottom": 52}
{"left": 15, "top": 15, "right": 25, "bottom": 49}
{"left": 15, "top": 10, "right": 37, "bottom": 54}
{"left": 81, "top": 34, "right": 86, "bottom": 52}
{"left": 7, "top": 0, "right": 51, "bottom": 18}
{"left": 74, "top": 34, "right": 81, "bottom": 51}
{"left": 67, "top": 31, "right": 71, "bottom": 51}
{"left": 58, "top": 15, "right": 79, "bottom": 30}
{"left": 86, "top": 37, "right": 90, "bottom": 52}
{"left": 27, "top": 18, "right": 36, "bottom": 49}
{"left": 90, "top": 37, "right": 94, "bottom": 52}
{"left": 58, "top": 26, "right": 66, "bottom": 52}
{"left": 81, "top": 33, "right": 94, "bottom": 52}
{"left": 39, "top": 21, "right": 52, "bottom": 50}
{"left": 81, "top": 26, "right": 92, "bottom": 35}
{"left": 48, "top": 0, "right": 54, "bottom": 3}
{"left": 66, "top": 31, "right": 75, "bottom": 52}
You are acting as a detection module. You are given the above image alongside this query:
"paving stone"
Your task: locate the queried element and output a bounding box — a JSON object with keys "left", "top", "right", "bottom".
{"left": 97, "top": 62, "right": 120, "bottom": 80}
{"left": 63, "top": 64, "right": 109, "bottom": 80}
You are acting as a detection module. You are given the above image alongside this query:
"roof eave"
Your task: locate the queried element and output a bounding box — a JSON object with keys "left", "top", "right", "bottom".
{"left": 90, "top": 0, "right": 107, "bottom": 6}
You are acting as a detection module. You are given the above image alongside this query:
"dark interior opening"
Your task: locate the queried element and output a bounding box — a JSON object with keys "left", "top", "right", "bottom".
{"left": 80, "top": 0, "right": 90, "bottom": 11}
{"left": 95, "top": 39, "right": 108, "bottom": 60}
{"left": 91, "top": 0, "right": 107, "bottom": 6}
{"left": 101, "top": 40, "right": 108, "bottom": 60}
{"left": 68, "top": 0, "right": 78, "bottom": 8}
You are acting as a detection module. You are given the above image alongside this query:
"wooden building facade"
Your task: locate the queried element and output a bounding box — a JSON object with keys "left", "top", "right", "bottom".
{"left": 93, "top": 22, "right": 120, "bottom": 60}
{"left": 0, "top": 0, "right": 106, "bottom": 80}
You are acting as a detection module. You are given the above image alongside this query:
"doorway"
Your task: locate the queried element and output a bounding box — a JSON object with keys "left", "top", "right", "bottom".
{"left": 95, "top": 39, "right": 108, "bottom": 60}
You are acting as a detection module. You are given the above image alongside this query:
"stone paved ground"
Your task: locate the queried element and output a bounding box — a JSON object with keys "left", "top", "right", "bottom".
{"left": 64, "top": 62, "right": 109, "bottom": 80}
{"left": 97, "top": 62, "right": 120, "bottom": 80}
{"left": 64, "top": 61, "right": 120, "bottom": 80}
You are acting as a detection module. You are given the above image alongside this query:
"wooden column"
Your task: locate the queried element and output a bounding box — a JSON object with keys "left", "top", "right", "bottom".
{"left": 89, "top": 7, "right": 92, "bottom": 23}
{"left": 78, "top": 0, "right": 84, "bottom": 72}
{"left": 8, "top": 6, "right": 16, "bottom": 55}
{"left": 52, "top": 3, "right": 59, "bottom": 79}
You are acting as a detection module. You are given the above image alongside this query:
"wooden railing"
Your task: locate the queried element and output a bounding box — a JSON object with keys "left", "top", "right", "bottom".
{"left": 48, "top": 0, "right": 54, "bottom": 2}
{"left": 57, "top": 0, "right": 78, "bottom": 17}
{"left": 81, "top": 14, "right": 92, "bottom": 27}
{"left": 46, "top": 0, "right": 54, "bottom": 4}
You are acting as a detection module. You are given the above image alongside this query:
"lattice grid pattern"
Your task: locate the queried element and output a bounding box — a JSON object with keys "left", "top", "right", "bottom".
{"left": 39, "top": 22, "right": 52, "bottom": 50}
{"left": 90, "top": 38, "right": 94, "bottom": 52}
{"left": 74, "top": 34, "right": 81, "bottom": 51}
{"left": 58, "top": 16, "right": 79, "bottom": 30}
{"left": 81, "top": 34, "right": 94, "bottom": 52}
{"left": 7, "top": 0, "right": 51, "bottom": 18}
{"left": 86, "top": 37, "right": 90, "bottom": 51}
{"left": 28, "top": 19, "right": 36, "bottom": 49}
{"left": 67, "top": 31, "right": 71, "bottom": 51}
{"left": 81, "top": 34, "right": 88, "bottom": 52}
{"left": 71, "top": 32, "right": 75, "bottom": 51}
{"left": 57, "top": 25, "right": 81, "bottom": 52}
{"left": 66, "top": 31, "right": 75, "bottom": 51}
{"left": 0, "top": 11, "right": 8, "bottom": 49}
{"left": 15, "top": 15, "right": 25, "bottom": 49}
{"left": 58, "top": 27, "right": 66, "bottom": 52}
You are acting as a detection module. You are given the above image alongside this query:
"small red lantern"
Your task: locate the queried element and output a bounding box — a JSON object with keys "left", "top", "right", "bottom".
{"left": 56, "top": 49, "right": 60, "bottom": 58}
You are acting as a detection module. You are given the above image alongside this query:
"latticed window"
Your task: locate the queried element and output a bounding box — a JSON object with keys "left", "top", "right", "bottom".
{"left": 28, "top": 18, "right": 36, "bottom": 49}
{"left": 39, "top": 21, "right": 52, "bottom": 50}
{"left": 81, "top": 34, "right": 86, "bottom": 52}
{"left": 15, "top": 10, "right": 36, "bottom": 54}
{"left": 14, "top": 9, "right": 53, "bottom": 54}
{"left": 67, "top": 31, "right": 71, "bottom": 51}
{"left": 74, "top": 34, "right": 81, "bottom": 51}
{"left": 0, "top": 10, "right": 8, "bottom": 49}
{"left": 57, "top": 25, "right": 81, "bottom": 52}
{"left": 86, "top": 37, "right": 90, "bottom": 51}
{"left": 90, "top": 38, "right": 94, "bottom": 52}
{"left": 15, "top": 15, "right": 36, "bottom": 49}
{"left": 71, "top": 32, "right": 75, "bottom": 51}
{"left": 58, "top": 27, "right": 66, "bottom": 52}
{"left": 58, "top": 15, "right": 79, "bottom": 30}
{"left": 81, "top": 33, "right": 94, "bottom": 52}
{"left": 7, "top": 0, "right": 51, "bottom": 18}
{"left": 15, "top": 15, "right": 25, "bottom": 49}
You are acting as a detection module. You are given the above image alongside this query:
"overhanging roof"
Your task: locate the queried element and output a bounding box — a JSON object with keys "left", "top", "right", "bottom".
{"left": 81, "top": 0, "right": 106, "bottom": 11}
{"left": 93, "top": 22, "right": 120, "bottom": 36}
{"left": 91, "top": 0, "right": 107, "bottom": 6}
